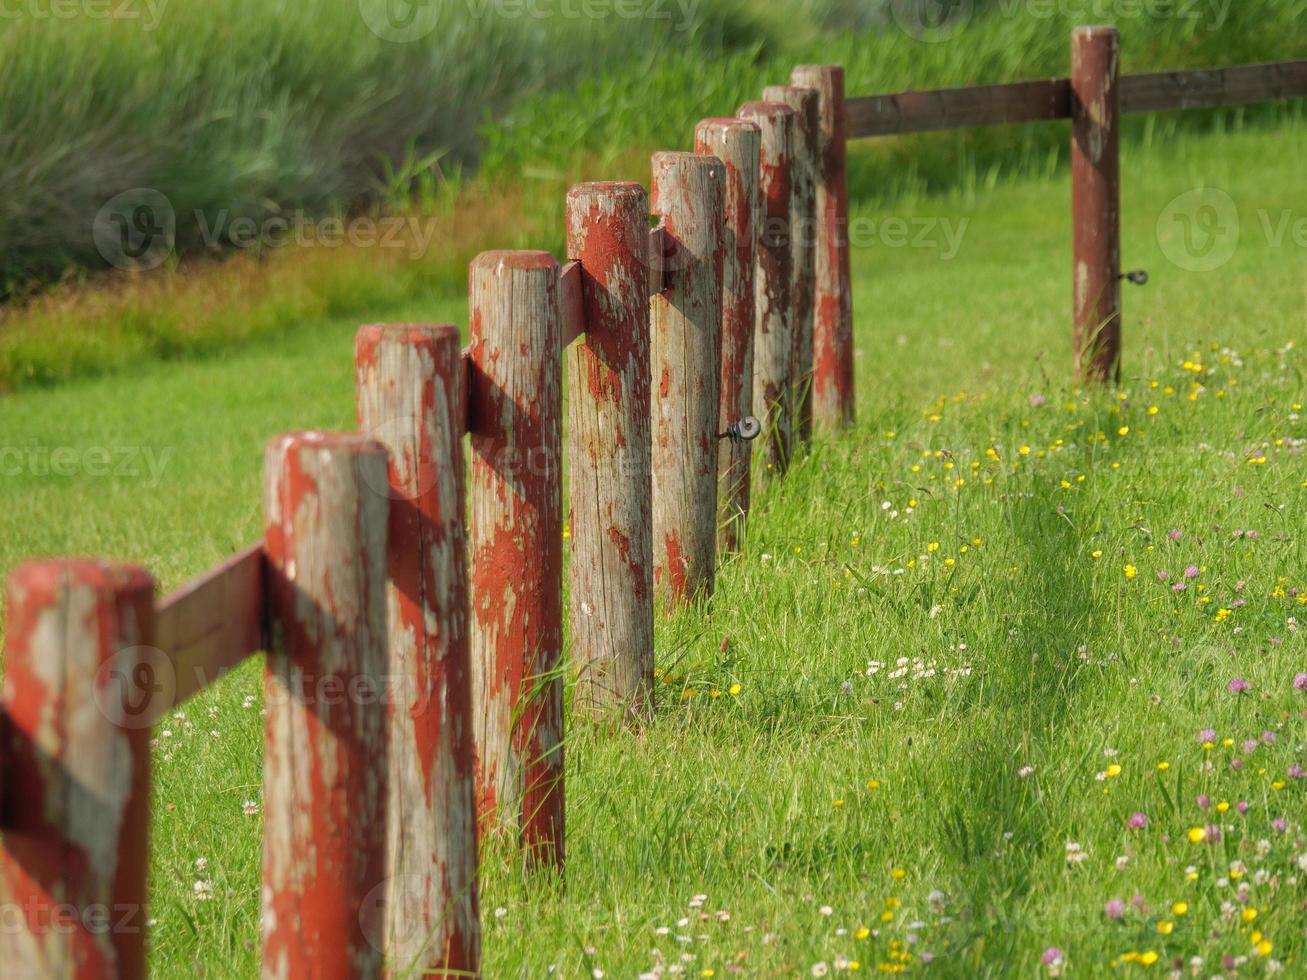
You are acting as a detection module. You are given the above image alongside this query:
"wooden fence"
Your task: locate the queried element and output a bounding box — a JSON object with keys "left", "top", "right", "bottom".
{"left": 2, "top": 26, "right": 1304, "bottom": 979}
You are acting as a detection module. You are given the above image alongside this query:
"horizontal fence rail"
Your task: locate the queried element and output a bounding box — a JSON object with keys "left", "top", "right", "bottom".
{"left": 847, "top": 58, "right": 1307, "bottom": 138}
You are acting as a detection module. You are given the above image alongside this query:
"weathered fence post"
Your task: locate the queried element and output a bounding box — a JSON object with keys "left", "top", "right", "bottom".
{"left": 565, "top": 184, "right": 655, "bottom": 720}
{"left": 0, "top": 560, "right": 154, "bottom": 979}
{"left": 1071, "top": 25, "right": 1122, "bottom": 382}
{"left": 694, "top": 119, "right": 760, "bottom": 550}
{"left": 467, "top": 251, "right": 565, "bottom": 867}
{"left": 650, "top": 152, "right": 724, "bottom": 604}
{"left": 762, "top": 84, "right": 819, "bottom": 446}
{"left": 263, "top": 431, "right": 390, "bottom": 979}
{"left": 791, "top": 64, "right": 854, "bottom": 431}
{"left": 355, "top": 325, "right": 480, "bottom": 975}
{"left": 738, "top": 101, "right": 795, "bottom": 476}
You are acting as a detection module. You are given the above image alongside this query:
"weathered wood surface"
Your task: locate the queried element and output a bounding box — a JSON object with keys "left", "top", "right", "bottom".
{"left": 762, "top": 84, "right": 819, "bottom": 446}
{"left": 792, "top": 65, "right": 854, "bottom": 431}
{"left": 1071, "top": 26, "right": 1122, "bottom": 383}
{"left": 1121, "top": 59, "right": 1307, "bottom": 114}
{"left": 0, "top": 560, "right": 155, "bottom": 980}
{"left": 262, "top": 432, "right": 390, "bottom": 980}
{"left": 737, "top": 101, "right": 794, "bottom": 477}
{"left": 565, "top": 183, "right": 655, "bottom": 720}
{"left": 694, "top": 118, "right": 759, "bottom": 550}
{"left": 355, "top": 325, "right": 480, "bottom": 975}
{"left": 467, "top": 251, "right": 565, "bottom": 867}
{"left": 847, "top": 78, "right": 1071, "bottom": 137}
{"left": 650, "top": 152, "right": 724, "bottom": 605}
{"left": 156, "top": 544, "right": 265, "bottom": 706}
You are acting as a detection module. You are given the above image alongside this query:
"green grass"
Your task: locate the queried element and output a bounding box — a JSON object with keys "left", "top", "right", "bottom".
{"left": 1, "top": 121, "right": 1305, "bottom": 977}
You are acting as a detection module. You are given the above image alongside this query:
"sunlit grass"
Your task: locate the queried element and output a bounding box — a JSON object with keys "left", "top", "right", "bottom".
{"left": 0, "top": 123, "right": 1304, "bottom": 977}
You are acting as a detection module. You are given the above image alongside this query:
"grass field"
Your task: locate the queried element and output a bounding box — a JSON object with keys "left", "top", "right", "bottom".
{"left": 1, "top": 117, "right": 1304, "bottom": 976}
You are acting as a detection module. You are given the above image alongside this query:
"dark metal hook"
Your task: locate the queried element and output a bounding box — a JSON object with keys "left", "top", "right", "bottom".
{"left": 1121, "top": 269, "right": 1149, "bottom": 285}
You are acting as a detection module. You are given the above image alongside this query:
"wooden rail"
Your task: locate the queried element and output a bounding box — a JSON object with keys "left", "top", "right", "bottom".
{"left": 847, "top": 58, "right": 1307, "bottom": 139}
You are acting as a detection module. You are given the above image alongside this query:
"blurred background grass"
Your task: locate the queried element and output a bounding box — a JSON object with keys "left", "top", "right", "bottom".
{"left": 0, "top": 0, "right": 1303, "bottom": 391}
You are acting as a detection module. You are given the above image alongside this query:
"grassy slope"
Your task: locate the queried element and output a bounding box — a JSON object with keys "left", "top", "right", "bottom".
{"left": 1, "top": 124, "right": 1305, "bottom": 976}
{"left": 3, "top": 1, "right": 1305, "bottom": 393}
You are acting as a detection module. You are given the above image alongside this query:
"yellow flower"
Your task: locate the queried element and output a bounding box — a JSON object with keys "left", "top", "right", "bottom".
{"left": 1124, "top": 564, "right": 1138, "bottom": 579}
{"left": 702, "top": 971, "right": 715, "bottom": 977}
{"left": 1157, "top": 920, "right": 1174, "bottom": 935}
{"left": 927, "top": 542, "right": 940, "bottom": 553}
{"left": 728, "top": 683, "right": 741, "bottom": 696}
{"left": 1140, "top": 951, "right": 1159, "bottom": 966}
{"left": 1118, "top": 426, "right": 1130, "bottom": 436}
{"left": 890, "top": 868, "right": 906, "bottom": 880}
{"left": 1241, "top": 908, "right": 1258, "bottom": 923}
{"left": 1106, "top": 763, "right": 1122, "bottom": 778}
{"left": 1019, "top": 445, "right": 1031, "bottom": 456}
{"left": 855, "top": 927, "right": 871, "bottom": 940}
{"left": 1157, "top": 761, "right": 1170, "bottom": 771}
{"left": 1187, "top": 827, "right": 1207, "bottom": 843}
{"left": 1216, "top": 801, "right": 1230, "bottom": 813}
{"left": 834, "top": 799, "right": 845, "bottom": 808}
{"left": 1091, "top": 550, "right": 1103, "bottom": 559}
{"left": 1172, "top": 902, "right": 1188, "bottom": 917}
{"left": 1255, "top": 939, "right": 1273, "bottom": 957}
{"left": 866, "top": 779, "right": 880, "bottom": 790}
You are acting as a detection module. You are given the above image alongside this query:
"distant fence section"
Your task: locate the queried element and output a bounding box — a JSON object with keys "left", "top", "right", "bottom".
{"left": 3, "top": 24, "right": 1306, "bottom": 980}
{"left": 847, "top": 42, "right": 1307, "bottom": 381}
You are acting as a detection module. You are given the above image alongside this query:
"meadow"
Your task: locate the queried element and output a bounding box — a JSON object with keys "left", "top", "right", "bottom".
{"left": 1, "top": 107, "right": 1304, "bottom": 976}
{"left": 1, "top": 0, "right": 1305, "bottom": 391}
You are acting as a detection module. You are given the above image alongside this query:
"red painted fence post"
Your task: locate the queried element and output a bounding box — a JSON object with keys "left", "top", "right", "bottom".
{"left": 762, "top": 84, "right": 820, "bottom": 447}
{"left": 650, "top": 152, "right": 725, "bottom": 605}
{"left": 791, "top": 64, "right": 855, "bottom": 431}
{"left": 467, "top": 251, "right": 565, "bottom": 868}
{"left": 0, "top": 560, "right": 155, "bottom": 980}
{"left": 263, "top": 431, "right": 391, "bottom": 979}
{"left": 355, "top": 325, "right": 480, "bottom": 975}
{"left": 695, "top": 118, "right": 760, "bottom": 552}
{"left": 565, "top": 184, "right": 656, "bottom": 720}
{"left": 1071, "top": 25, "right": 1123, "bottom": 382}
{"left": 738, "top": 100, "right": 795, "bottom": 477}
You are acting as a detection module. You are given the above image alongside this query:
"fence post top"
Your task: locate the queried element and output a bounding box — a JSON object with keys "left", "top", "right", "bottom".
{"left": 567, "top": 181, "right": 646, "bottom": 201}
{"left": 738, "top": 100, "right": 796, "bottom": 120}
{"left": 1073, "top": 24, "right": 1119, "bottom": 39}
{"left": 267, "top": 430, "right": 388, "bottom": 458}
{"left": 763, "top": 83, "right": 818, "bottom": 99}
{"left": 469, "top": 249, "right": 557, "bottom": 273}
{"left": 696, "top": 116, "right": 760, "bottom": 133}
{"left": 356, "top": 323, "right": 461, "bottom": 350}
{"left": 792, "top": 64, "right": 844, "bottom": 81}
{"left": 7, "top": 558, "right": 154, "bottom": 596}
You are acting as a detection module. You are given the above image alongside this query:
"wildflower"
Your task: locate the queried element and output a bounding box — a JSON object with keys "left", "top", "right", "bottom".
{"left": 1104, "top": 898, "right": 1126, "bottom": 919}
{"left": 1124, "top": 564, "right": 1137, "bottom": 579}
{"left": 811, "top": 962, "right": 829, "bottom": 977}
{"left": 1294, "top": 672, "right": 1307, "bottom": 692}
{"left": 1018, "top": 766, "right": 1034, "bottom": 778}
{"left": 1105, "top": 764, "right": 1122, "bottom": 778}
{"left": 1157, "top": 920, "right": 1174, "bottom": 935}
{"left": 1065, "top": 841, "right": 1088, "bottom": 865}
{"left": 1172, "top": 901, "right": 1188, "bottom": 917}
{"left": 193, "top": 880, "right": 214, "bottom": 901}
{"left": 1042, "top": 947, "right": 1064, "bottom": 976}
{"left": 242, "top": 800, "right": 259, "bottom": 816}
{"left": 1126, "top": 812, "right": 1147, "bottom": 830}
{"left": 1184, "top": 565, "right": 1200, "bottom": 579}
{"left": 1187, "top": 827, "right": 1208, "bottom": 843}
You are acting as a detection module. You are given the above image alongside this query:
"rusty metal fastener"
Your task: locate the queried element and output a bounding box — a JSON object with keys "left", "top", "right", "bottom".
{"left": 719, "top": 416, "right": 762, "bottom": 443}
{"left": 1121, "top": 269, "right": 1149, "bottom": 285}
